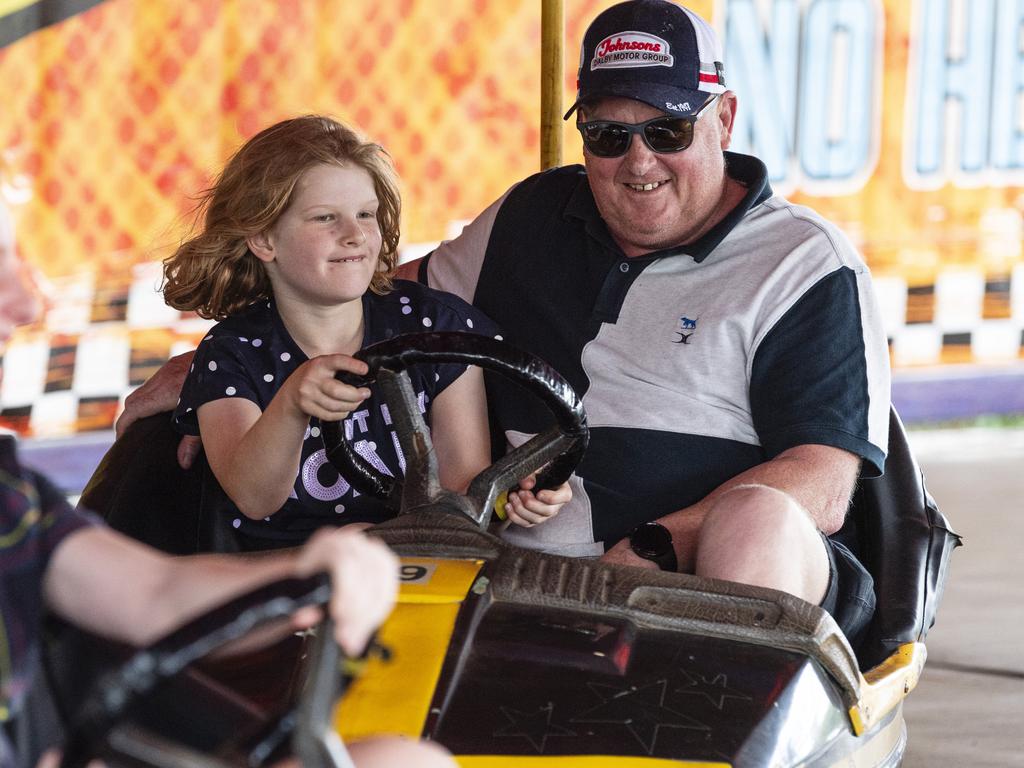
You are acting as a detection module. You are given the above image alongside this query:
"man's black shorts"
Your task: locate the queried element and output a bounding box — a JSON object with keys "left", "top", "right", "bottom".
{"left": 819, "top": 533, "right": 876, "bottom": 647}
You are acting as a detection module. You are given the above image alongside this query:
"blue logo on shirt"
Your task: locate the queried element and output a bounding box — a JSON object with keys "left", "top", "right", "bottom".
{"left": 673, "top": 316, "right": 697, "bottom": 344}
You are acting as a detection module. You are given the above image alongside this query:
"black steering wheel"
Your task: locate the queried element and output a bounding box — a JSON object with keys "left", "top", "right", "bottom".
{"left": 321, "top": 331, "right": 589, "bottom": 526}
{"left": 56, "top": 335, "right": 585, "bottom": 767}
{"left": 58, "top": 576, "right": 354, "bottom": 768}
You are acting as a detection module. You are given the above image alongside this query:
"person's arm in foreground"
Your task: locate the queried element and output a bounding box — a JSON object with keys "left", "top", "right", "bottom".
{"left": 39, "top": 526, "right": 464, "bottom": 767}
{"left": 43, "top": 524, "right": 397, "bottom": 655}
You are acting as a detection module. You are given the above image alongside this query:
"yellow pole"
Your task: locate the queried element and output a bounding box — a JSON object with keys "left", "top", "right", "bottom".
{"left": 540, "top": 0, "right": 564, "bottom": 170}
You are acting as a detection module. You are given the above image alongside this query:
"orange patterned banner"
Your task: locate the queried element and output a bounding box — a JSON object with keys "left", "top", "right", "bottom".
{"left": 2, "top": 0, "right": 1019, "bottom": 282}
{"left": 1, "top": 1, "right": 1022, "bottom": 435}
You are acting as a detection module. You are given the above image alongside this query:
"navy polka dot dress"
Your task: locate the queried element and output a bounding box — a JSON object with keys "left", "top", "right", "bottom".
{"left": 174, "top": 280, "right": 499, "bottom": 549}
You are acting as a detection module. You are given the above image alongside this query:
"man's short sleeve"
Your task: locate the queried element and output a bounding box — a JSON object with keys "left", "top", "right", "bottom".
{"left": 423, "top": 189, "right": 513, "bottom": 301}
{"left": 749, "top": 267, "right": 890, "bottom": 476}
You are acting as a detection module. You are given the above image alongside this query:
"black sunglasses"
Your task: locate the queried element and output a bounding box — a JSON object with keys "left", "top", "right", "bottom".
{"left": 577, "top": 95, "right": 720, "bottom": 158}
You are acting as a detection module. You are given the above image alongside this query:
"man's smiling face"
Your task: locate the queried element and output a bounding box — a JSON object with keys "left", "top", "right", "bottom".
{"left": 580, "top": 95, "right": 735, "bottom": 257}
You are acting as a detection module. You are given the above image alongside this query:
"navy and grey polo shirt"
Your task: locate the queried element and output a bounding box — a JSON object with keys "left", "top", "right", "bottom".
{"left": 174, "top": 280, "right": 498, "bottom": 548}
{"left": 422, "top": 152, "right": 890, "bottom": 556}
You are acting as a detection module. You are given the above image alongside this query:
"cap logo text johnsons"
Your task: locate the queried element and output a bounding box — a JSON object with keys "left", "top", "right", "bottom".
{"left": 591, "top": 31, "right": 674, "bottom": 70}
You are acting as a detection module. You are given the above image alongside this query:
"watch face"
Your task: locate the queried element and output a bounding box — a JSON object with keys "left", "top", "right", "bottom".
{"left": 630, "top": 522, "right": 672, "bottom": 558}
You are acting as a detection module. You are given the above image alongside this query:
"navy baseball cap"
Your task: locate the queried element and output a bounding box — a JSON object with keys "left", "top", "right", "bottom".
{"left": 563, "top": 0, "right": 726, "bottom": 120}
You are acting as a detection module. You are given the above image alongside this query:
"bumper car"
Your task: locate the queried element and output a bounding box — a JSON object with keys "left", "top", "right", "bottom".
{"left": 52, "top": 332, "right": 960, "bottom": 767}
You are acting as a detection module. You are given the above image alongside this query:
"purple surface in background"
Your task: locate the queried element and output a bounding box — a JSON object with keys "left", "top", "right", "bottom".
{"left": 891, "top": 365, "right": 1024, "bottom": 424}
{"left": 17, "top": 430, "right": 115, "bottom": 500}
{"left": 14, "top": 365, "right": 1024, "bottom": 497}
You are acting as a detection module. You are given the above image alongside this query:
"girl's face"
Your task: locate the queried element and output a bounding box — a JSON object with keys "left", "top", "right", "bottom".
{"left": 251, "top": 163, "right": 383, "bottom": 309}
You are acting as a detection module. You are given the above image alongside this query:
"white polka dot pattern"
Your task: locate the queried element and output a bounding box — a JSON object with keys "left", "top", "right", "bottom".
{"left": 168, "top": 280, "right": 501, "bottom": 545}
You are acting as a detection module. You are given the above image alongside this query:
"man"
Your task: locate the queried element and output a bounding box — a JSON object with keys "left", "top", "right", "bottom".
{"left": 0, "top": 201, "right": 453, "bottom": 768}
{"left": 121, "top": 0, "right": 889, "bottom": 646}
{"left": 401, "top": 0, "right": 889, "bottom": 642}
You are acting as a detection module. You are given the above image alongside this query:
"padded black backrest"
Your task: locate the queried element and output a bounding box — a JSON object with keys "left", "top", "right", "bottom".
{"left": 836, "top": 406, "right": 962, "bottom": 670}
{"left": 78, "top": 411, "right": 240, "bottom": 553}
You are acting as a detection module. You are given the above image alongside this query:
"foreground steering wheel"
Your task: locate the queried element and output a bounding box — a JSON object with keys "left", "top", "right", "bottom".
{"left": 59, "top": 576, "right": 353, "bottom": 768}
{"left": 321, "top": 332, "right": 589, "bottom": 526}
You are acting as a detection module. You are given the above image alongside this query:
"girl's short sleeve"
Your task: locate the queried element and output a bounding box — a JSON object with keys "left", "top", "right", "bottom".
{"left": 173, "top": 334, "right": 264, "bottom": 435}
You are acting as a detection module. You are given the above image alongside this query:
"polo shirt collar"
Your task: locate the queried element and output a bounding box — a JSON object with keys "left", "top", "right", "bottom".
{"left": 565, "top": 151, "right": 772, "bottom": 264}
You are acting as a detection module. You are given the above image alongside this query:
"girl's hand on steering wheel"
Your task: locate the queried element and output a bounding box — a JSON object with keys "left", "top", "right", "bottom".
{"left": 284, "top": 354, "right": 371, "bottom": 423}
{"left": 503, "top": 474, "right": 572, "bottom": 528}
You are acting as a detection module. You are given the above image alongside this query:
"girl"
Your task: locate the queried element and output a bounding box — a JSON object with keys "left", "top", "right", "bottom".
{"left": 165, "top": 115, "right": 568, "bottom": 550}
{"left": 2, "top": 191, "right": 454, "bottom": 768}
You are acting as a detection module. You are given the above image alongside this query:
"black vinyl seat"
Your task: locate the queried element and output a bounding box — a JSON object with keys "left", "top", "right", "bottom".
{"left": 836, "top": 407, "right": 961, "bottom": 669}
{"left": 79, "top": 412, "right": 242, "bottom": 553}
{"left": 77, "top": 406, "right": 961, "bottom": 669}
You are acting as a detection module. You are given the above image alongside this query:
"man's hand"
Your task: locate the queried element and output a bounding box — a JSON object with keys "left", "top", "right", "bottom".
{"left": 394, "top": 257, "right": 422, "bottom": 282}
{"left": 116, "top": 350, "right": 203, "bottom": 469}
{"left": 116, "top": 350, "right": 194, "bottom": 437}
{"left": 600, "top": 536, "right": 660, "bottom": 570}
{"left": 293, "top": 527, "right": 399, "bottom": 656}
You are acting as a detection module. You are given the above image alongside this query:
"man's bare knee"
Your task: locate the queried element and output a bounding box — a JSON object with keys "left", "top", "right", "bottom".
{"left": 697, "top": 484, "right": 828, "bottom": 602}
{"left": 703, "top": 484, "right": 797, "bottom": 533}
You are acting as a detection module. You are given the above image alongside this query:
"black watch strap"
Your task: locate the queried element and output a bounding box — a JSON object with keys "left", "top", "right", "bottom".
{"left": 628, "top": 522, "right": 677, "bottom": 572}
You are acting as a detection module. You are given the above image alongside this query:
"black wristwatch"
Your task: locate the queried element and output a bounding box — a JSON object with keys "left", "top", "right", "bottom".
{"left": 629, "top": 522, "right": 677, "bottom": 572}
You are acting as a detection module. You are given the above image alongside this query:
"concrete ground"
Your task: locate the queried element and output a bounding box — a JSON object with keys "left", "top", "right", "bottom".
{"left": 901, "top": 428, "right": 1024, "bottom": 768}
{"left": 16, "top": 424, "right": 1024, "bottom": 766}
